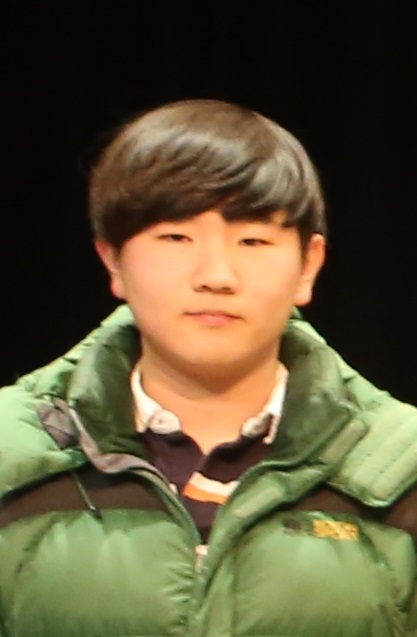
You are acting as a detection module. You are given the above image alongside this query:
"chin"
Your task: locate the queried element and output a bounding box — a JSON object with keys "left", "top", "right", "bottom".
{"left": 178, "top": 351, "right": 254, "bottom": 376}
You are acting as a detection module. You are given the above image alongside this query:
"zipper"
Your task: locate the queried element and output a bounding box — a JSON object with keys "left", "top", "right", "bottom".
{"left": 141, "top": 462, "right": 281, "bottom": 569}
{"left": 135, "top": 468, "right": 205, "bottom": 636}
{"left": 135, "top": 468, "right": 201, "bottom": 548}
{"left": 200, "top": 457, "right": 332, "bottom": 591}
{"left": 209, "top": 459, "right": 277, "bottom": 522}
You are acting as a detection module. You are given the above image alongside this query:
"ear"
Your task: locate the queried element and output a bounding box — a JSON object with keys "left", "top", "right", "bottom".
{"left": 294, "top": 234, "right": 326, "bottom": 307}
{"left": 94, "top": 240, "right": 127, "bottom": 300}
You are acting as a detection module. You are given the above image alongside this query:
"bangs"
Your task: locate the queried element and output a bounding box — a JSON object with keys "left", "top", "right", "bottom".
{"left": 89, "top": 100, "right": 326, "bottom": 249}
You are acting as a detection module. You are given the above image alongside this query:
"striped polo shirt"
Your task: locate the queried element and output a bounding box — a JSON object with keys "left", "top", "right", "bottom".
{"left": 130, "top": 364, "right": 288, "bottom": 542}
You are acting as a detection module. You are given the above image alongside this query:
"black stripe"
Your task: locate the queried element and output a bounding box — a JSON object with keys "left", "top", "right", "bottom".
{"left": 2, "top": 467, "right": 415, "bottom": 545}
{"left": 289, "top": 483, "right": 417, "bottom": 545}
{"left": 0, "top": 466, "right": 167, "bottom": 529}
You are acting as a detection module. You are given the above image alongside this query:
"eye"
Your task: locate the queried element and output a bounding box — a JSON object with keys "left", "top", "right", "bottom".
{"left": 240, "top": 238, "right": 271, "bottom": 246}
{"left": 157, "top": 233, "right": 191, "bottom": 242}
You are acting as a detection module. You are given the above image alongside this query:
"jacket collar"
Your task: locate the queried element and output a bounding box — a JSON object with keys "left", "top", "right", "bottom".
{"left": 66, "top": 308, "right": 357, "bottom": 466}
{"left": 67, "top": 318, "right": 146, "bottom": 458}
{"left": 274, "top": 324, "right": 356, "bottom": 464}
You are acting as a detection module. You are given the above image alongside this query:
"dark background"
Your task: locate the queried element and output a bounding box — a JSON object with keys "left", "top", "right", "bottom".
{"left": 3, "top": 3, "right": 416, "bottom": 404}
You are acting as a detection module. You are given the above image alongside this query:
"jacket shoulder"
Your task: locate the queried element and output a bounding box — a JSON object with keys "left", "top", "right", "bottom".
{"left": 330, "top": 397, "right": 417, "bottom": 506}
{"left": 15, "top": 304, "right": 135, "bottom": 397}
{"left": 286, "top": 312, "right": 417, "bottom": 507}
{"left": 0, "top": 307, "right": 134, "bottom": 496}
{"left": 0, "top": 384, "right": 81, "bottom": 497}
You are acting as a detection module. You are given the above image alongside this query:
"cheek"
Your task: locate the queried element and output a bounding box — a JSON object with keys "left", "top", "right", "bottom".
{"left": 129, "top": 292, "right": 171, "bottom": 340}
{"left": 121, "top": 264, "right": 182, "bottom": 333}
{"left": 121, "top": 257, "right": 174, "bottom": 298}
{"left": 248, "top": 263, "right": 303, "bottom": 306}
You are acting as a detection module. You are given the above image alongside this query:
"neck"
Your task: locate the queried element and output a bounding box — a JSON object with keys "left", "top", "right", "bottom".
{"left": 138, "top": 355, "right": 283, "bottom": 453}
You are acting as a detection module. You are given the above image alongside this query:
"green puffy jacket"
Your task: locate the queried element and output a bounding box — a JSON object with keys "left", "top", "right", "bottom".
{"left": 0, "top": 305, "right": 416, "bottom": 637}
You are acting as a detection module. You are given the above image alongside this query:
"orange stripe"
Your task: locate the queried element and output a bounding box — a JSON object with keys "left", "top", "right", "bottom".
{"left": 182, "top": 482, "right": 228, "bottom": 504}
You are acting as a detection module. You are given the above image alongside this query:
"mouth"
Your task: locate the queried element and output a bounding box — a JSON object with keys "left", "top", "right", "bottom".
{"left": 186, "top": 309, "right": 240, "bottom": 318}
{"left": 185, "top": 310, "right": 240, "bottom": 326}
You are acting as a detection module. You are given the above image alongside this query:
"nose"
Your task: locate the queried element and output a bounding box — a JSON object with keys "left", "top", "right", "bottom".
{"left": 191, "top": 241, "right": 239, "bottom": 294}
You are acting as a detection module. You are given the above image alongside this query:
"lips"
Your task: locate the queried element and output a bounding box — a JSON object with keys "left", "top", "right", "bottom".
{"left": 186, "top": 310, "right": 239, "bottom": 318}
{"left": 185, "top": 310, "right": 240, "bottom": 326}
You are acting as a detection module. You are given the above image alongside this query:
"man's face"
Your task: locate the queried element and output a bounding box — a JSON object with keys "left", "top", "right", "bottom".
{"left": 97, "top": 210, "right": 325, "bottom": 380}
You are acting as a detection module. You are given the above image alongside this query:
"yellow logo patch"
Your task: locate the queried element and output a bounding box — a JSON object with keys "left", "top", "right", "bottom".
{"left": 313, "top": 519, "right": 359, "bottom": 540}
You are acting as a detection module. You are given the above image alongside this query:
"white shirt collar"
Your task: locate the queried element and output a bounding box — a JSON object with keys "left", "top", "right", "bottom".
{"left": 130, "top": 362, "right": 288, "bottom": 444}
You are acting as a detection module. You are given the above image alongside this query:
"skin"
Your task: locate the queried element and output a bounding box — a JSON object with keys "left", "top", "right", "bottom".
{"left": 96, "top": 209, "right": 325, "bottom": 449}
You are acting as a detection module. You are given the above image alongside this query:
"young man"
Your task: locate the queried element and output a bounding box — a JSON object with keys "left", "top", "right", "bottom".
{"left": 0, "top": 99, "right": 416, "bottom": 637}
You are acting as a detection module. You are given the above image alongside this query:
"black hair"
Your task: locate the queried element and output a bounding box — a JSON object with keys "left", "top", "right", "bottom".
{"left": 89, "top": 99, "right": 326, "bottom": 251}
